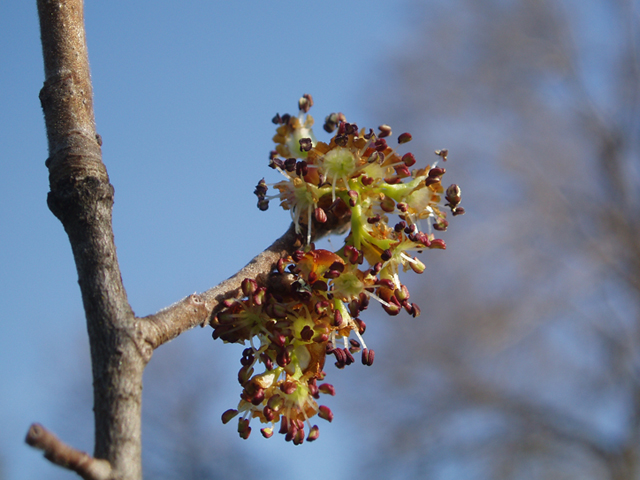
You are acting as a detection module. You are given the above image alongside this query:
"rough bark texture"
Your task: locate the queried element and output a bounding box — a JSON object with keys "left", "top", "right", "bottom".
{"left": 37, "top": 1, "right": 144, "bottom": 478}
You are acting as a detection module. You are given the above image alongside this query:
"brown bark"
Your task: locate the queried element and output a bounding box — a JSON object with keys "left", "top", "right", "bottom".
{"left": 37, "top": 0, "right": 144, "bottom": 478}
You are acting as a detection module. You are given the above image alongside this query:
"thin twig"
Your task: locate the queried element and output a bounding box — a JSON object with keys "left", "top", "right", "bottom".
{"left": 141, "top": 223, "right": 301, "bottom": 349}
{"left": 26, "top": 423, "right": 112, "bottom": 480}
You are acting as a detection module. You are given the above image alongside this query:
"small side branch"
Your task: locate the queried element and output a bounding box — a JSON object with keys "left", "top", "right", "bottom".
{"left": 141, "top": 223, "right": 301, "bottom": 349}
{"left": 26, "top": 423, "right": 112, "bottom": 480}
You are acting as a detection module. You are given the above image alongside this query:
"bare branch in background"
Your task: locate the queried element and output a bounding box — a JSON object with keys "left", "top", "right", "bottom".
{"left": 361, "top": 0, "right": 640, "bottom": 478}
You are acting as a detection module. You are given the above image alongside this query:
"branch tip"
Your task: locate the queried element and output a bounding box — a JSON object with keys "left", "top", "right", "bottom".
{"left": 26, "top": 423, "right": 112, "bottom": 480}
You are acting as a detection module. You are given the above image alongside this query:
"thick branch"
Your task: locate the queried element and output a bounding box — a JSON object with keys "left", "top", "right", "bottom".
{"left": 26, "top": 424, "right": 112, "bottom": 480}
{"left": 141, "top": 223, "right": 301, "bottom": 348}
{"left": 36, "top": 1, "right": 143, "bottom": 478}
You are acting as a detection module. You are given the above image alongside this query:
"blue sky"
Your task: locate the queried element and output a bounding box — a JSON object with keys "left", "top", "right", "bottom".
{"left": 0, "top": 2, "right": 413, "bottom": 479}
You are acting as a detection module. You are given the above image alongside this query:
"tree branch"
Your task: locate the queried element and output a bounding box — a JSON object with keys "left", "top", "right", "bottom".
{"left": 140, "top": 223, "right": 301, "bottom": 349}
{"left": 36, "top": 1, "right": 144, "bottom": 478}
{"left": 26, "top": 424, "right": 112, "bottom": 480}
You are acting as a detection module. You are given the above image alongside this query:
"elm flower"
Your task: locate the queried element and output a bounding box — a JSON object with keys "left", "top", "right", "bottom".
{"left": 216, "top": 95, "right": 464, "bottom": 443}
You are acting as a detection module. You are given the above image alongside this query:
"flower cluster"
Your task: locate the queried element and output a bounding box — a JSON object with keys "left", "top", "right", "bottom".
{"left": 213, "top": 94, "right": 463, "bottom": 444}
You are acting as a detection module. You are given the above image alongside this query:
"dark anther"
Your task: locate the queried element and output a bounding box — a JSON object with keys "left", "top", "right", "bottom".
{"left": 221, "top": 409, "right": 238, "bottom": 424}
{"left": 404, "top": 224, "right": 417, "bottom": 235}
{"left": 429, "top": 238, "right": 446, "bottom": 250}
{"left": 296, "top": 160, "right": 308, "bottom": 177}
{"left": 368, "top": 214, "right": 381, "bottom": 224}
{"left": 292, "top": 250, "right": 305, "bottom": 262}
{"left": 314, "top": 207, "right": 328, "bottom": 223}
{"left": 394, "top": 221, "right": 406, "bottom": 232}
{"left": 378, "top": 124, "right": 392, "bottom": 138}
{"left": 354, "top": 318, "right": 366, "bottom": 334}
{"left": 251, "top": 388, "right": 265, "bottom": 405}
{"left": 329, "top": 261, "right": 345, "bottom": 273}
{"left": 361, "top": 175, "right": 375, "bottom": 186}
{"left": 452, "top": 206, "right": 465, "bottom": 216}
{"left": 374, "top": 138, "right": 388, "bottom": 152}
{"left": 318, "top": 406, "right": 333, "bottom": 422}
{"left": 335, "top": 135, "right": 348, "bottom": 147}
{"left": 299, "top": 138, "right": 313, "bottom": 152}
{"left": 279, "top": 417, "right": 289, "bottom": 435}
{"left": 300, "top": 325, "right": 314, "bottom": 341}
{"left": 312, "top": 280, "right": 328, "bottom": 291}
{"left": 348, "top": 299, "right": 361, "bottom": 317}
{"left": 445, "top": 184, "right": 461, "bottom": 205}
{"left": 284, "top": 158, "right": 297, "bottom": 172}
{"left": 395, "top": 165, "right": 411, "bottom": 177}
{"left": 433, "top": 217, "right": 449, "bottom": 231}
{"left": 435, "top": 149, "right": 448, "bottom": 161}
{"left": 272, "top": 113, "right": 282, "bottom": 124}
{"left": 333, "top": 309, "right": 344, "bottom": 327}
{"left": 343, "top": 348, "right": 355, "bottom": 365}
{"left": 381, "top": 249, "right": 393, "bottom": 261}
{"left": 257, "top": 199, "right": 269, "bottom": 211}
{"left": 398, "top": 132, "right": 412, "bottom": 144}
{"left": 428, "top": 167, "right": 446, "bottom": 178}
{"left": 345, "top": 123, "right": 358, "bottom": 135}
{"left": 319, "top": 383, "right": 336, "bottom": 395}
{"left": 424, "top": 179, "right": 440, "bottom": 189}
{"left": 402, "top": 152, "right": 416, "bottom": 166}
{"left": 280, "top": 381, "right": 297, "bottom": 395}
{"left": 349, "top": 339, "right": 361, "bottom": 348}
{"left": 269, "top": 157, "right": 283, "bottom": 170}
{"left": 281, "top": 113, "right": 291, "bottom": 124}
{"left": 348, "top": 190, "right": 358, "bottom": 207}
{"left": 276, "top": 349, "right": 291, "bottom": 367}
{"left": 299, "top": 93, "right": 314, "bottom": 113}
{"left": 254, "top": 178, "right": 268, "bottom": 197}
{"left": 345, "top": 245, "right": 360, "bottom": 264}
{"left": 362, "top": 348, "right": 375, "bottom": 366}
{"left": 364, "top": 128, "right": 375, "bottom": 139}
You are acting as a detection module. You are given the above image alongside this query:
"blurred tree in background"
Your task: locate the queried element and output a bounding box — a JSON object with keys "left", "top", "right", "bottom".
{"left": 362, "top": 0, "right": 640, "bottom": 478}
